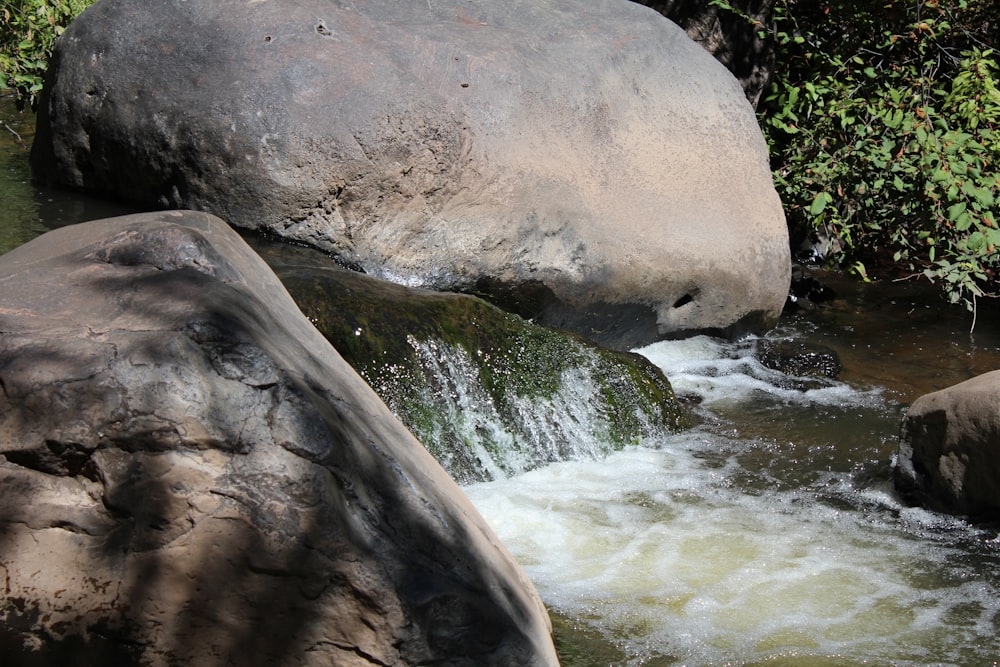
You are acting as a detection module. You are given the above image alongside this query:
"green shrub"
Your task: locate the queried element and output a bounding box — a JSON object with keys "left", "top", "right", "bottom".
{"left": 715, "top": 0, "right": 1000, "bottom": 314}
{"left": 1, "top": 0, "right": 97, "bottom": 109}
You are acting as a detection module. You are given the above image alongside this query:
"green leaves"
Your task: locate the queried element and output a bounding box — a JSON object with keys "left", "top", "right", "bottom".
{"left": 948, "top": 202, "right": 969, "bottom": 226}
{"left": 809, "top": 191, "right": 832, "bottom": 216}
{"left": 1, "top": 0, "right": 97, "bottom": 109}
{"left": 754, "top": 0, "right": 1000, "bottom": 312}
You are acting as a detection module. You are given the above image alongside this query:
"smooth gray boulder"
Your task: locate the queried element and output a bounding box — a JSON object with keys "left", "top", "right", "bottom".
{"left": 31, "top": 0, "right": 789, "bottom": 349}
{"left": 895, "top": 370, "right": 1000, "bottom": 520}
{"left": 0, "top": 211, "right": 558, "bottom": 666}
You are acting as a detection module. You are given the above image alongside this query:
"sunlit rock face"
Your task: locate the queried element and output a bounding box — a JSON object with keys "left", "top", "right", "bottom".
{"left": 0, "top": 211, "right": 558, "bottom": 666}
{"left": 31, "top": 0, "right": 789, "bottom": 348}
{"left": 896, "top": 370, "right": 1000, "bottom": 521}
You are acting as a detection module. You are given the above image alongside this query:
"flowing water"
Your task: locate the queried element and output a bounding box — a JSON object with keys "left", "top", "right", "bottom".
{"left": 5, "top": 95, "right": 1000, "bottom": 665}
{"left": 467, "top": 320, "right": 1000, "bottom": 666}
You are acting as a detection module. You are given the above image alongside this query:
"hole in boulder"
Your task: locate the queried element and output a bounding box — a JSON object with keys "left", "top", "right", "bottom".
{"left": 673, "top": 293, "right": 694, "bottom": 309}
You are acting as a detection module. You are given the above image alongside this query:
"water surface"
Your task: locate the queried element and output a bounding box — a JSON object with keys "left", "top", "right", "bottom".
{"left": 467, "top": 299, "right": 1000, "bottom": 666}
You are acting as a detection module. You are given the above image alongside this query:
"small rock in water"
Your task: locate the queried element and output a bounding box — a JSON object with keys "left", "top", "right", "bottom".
{"left": 754, "top": 339, "right": 842, "bottom": 380}
{"left": 785, "top": 265, "right": 837, "bottom": 312}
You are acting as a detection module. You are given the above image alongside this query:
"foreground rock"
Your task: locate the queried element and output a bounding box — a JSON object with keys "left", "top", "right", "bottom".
{"left": 256, "top": 240, "right": 687, "bottom": 484}
{"left": 895, "top": 370, "right": 1000, "bottom": 521}
{"left": 32, "top": 0, "right": 789, "bottom": 348}
{"left": 0, "top": 211, "right": 558, "bottom": 666}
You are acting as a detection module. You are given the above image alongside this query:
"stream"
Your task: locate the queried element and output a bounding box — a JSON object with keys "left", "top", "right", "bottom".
{"left": 5, "top": 95, "right": 1000, "bottom": 665}
{"left": 468, "top": 309, "right": 1000, "bottom": 665}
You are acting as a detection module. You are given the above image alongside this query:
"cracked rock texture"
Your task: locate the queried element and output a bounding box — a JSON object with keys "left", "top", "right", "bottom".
{"left": 30, "top": 0, "right": 789, "bottom": 348}
{"left": 0, "top": 211, "right": 558, "bottom": 666}
{"left": 895, "top": 370, "right": 1000, "bottom": 522}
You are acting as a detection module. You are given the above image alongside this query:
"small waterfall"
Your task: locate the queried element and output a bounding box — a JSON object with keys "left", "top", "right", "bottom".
{"left": 272, "top": 256, "right": 685, "bottom": 485}
{"left": 364, "top": 333, "right": 680, "bottom": 484}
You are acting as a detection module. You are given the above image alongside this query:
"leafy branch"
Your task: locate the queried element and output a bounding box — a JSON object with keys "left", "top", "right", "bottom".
{"left": 717, "top": 0, "right": 1000, "bottom": 312}
{"left": 1, "top": 0, "right": 97, "bottom": 109}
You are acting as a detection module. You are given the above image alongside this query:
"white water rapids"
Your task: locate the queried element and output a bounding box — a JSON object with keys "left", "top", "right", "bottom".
{"left": 464, "top": 335, "right": 1000, "bottom": 666}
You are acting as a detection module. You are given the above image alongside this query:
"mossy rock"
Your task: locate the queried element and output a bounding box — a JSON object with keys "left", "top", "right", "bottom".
{"left": 261, "top": 241, "right": 687, "bottom": 483}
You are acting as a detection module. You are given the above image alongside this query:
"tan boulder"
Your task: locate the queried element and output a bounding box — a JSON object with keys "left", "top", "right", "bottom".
{"left": 0, "top": 211, "right": 557, "bottom": 666}
{"left": 896, "top": 370, "right": 1000, "bottom": 520}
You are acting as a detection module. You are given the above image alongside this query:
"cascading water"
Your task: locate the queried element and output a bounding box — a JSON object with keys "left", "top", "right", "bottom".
{"left": 395, "top": 336, "right": 653, "bottom": 480}
{"left": 465, "top": 331, "right": 1000, "bottom": 666}
{"left": 362, "top": 331, "right": 681, "bottom": 484}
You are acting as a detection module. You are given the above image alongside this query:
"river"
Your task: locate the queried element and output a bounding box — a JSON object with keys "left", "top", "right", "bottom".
{"left": 5, "top": 95, "right": 1000, "bottom": 666}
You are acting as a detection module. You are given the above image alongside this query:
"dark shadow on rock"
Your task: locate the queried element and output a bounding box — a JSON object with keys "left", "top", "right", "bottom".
{"left": 632, "top": 0, "right": 776, "bottom": 106}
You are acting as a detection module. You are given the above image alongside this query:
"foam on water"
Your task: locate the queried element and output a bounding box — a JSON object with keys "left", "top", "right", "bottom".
{"left": 636, "top": 335, "right": 884, "bottom": 410}
{"left": 464, "top": 334, "right": 1000, "bottom": 665}
{"left": 466, "top": 437, "right": 1000, "bottom": 665}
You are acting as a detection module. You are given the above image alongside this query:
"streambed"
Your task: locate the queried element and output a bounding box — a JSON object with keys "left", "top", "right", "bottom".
{"left": 5, "top": 95, "right": 1000, "bottom": 665}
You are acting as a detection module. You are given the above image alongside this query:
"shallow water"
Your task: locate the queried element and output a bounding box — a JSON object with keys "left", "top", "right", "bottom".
{"left": 466, "top": 302, "right": 1000, "bottom": 666}
{"left": 0, "top": 95, "right": 135, "bottom": 252}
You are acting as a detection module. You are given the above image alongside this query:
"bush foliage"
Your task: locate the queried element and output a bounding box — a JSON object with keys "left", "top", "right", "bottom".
{"left": 724, "top": 0, "right": 1000, "bottom": 312}
{"left": 1, "top": 0, "right": 96, "bottom": 109}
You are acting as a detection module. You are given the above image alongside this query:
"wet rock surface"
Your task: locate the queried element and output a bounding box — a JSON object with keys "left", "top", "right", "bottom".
{"left": 753, "top": 339, "right": 842, "bottom": 379}
{"left": 0, "top": 211, "right": 558, "bottom": 666}
{"left": 256, "top": 240, "right": 688, "bottom": 483}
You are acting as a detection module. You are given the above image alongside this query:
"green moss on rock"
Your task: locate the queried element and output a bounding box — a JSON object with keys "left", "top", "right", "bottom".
{"left": 267, "top": 246, "right": 686, "bottom": 482}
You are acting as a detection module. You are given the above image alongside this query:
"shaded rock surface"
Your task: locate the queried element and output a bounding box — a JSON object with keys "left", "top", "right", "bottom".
{"left": 785, "top": 264, "right": 838, "bottom": 312}
{"left": 0, "top": 211, "right": 558, "bottom": 666}
{"left": 895, "top": 370, "right": 1000, "bottom": 521}
{"left": 632, "top": 0, "right": 775, "bottom": 105}
{"left": 31, "top": 0, "right": 790, "bottom": 348}
{"left": 256, "top": 240, "right": 688, "bottom": 484}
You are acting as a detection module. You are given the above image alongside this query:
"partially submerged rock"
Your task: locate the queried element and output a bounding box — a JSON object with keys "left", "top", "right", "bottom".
{"left": 753, "top": 339, "right": 841, "bottom": 380}
{"left": 259, "top": 241, "right": 687, "bottom": 483}
{"left": 0, "top": 211, "right": 558, "bottom": 666}
{"left": 31, "top": 0, "right": 790, "bottom": 347}
{"left": 895, "top": 370, "right": 1000, "bottom": 521}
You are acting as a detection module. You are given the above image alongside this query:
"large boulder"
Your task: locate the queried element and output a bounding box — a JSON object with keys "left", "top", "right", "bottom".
{"left": 895, "top": 370, "right": 1000, "bottom": 521}
{"left": 0, "top": 211, "right": 558, "bottom": 666}
{"left": 31, "top": 0, "right": 790, "bottom": 349}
